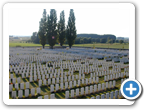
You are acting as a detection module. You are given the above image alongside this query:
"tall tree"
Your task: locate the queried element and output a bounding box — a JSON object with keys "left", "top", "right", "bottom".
{"left": 46, "top": 9, "right": 58, "bottom": 49}
{"left": 58, "top": 10, "right": 66, "bottom": 46}
{"left": 66, "top": 9, "right": 77, "bottom": 48}
{"left": 31, "top": 32, "right": 40, "bottom": 44}
{"left": 38, "top": 9, "right": 47, "bottom": 48}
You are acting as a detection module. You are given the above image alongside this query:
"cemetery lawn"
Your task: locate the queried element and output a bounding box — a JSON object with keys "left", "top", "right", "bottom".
{"left": 9, "top": 42, "right": 129, "bottom": 49}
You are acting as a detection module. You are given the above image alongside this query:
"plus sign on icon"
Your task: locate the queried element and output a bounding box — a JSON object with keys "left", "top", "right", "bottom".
{"left": 121, "top": 79, "right": 142, "bottom": 100}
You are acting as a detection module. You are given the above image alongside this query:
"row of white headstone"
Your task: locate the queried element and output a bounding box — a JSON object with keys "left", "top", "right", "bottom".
{"left": 65, "top": 89, "right": 121, "bottom": 99}
{"left": 11, "top": 87, "right": 41, "bottom": 98}
{"left": 50, "top": 80, "right": 116, "bottom": 93}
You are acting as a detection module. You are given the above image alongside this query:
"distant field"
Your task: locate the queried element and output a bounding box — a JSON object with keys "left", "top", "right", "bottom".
{"left": 9, "top": 42, "right": 129, "bottom": 49}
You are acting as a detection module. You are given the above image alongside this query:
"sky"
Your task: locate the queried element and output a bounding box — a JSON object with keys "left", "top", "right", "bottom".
{"left": 8, "top": 5, "right": 130, "bottom": 37}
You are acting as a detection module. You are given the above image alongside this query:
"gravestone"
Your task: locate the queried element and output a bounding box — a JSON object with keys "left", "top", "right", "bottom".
{"left": 26, "top": 82, "right": 29, "bottom": 89}
{"left": 56, "top": 84, "right": 59, "bottom": 91}
{"left": 74, "top": 81, "right": 76, "bottom": 87}
{"left": 20, "top": 83, "right": 24, "bottom": 90}
{"left": 15, "top": 83, "right": 19, "bottom": 90}
{"left": 115, "top": 90, "right": 118, "bottom": 99}
{"left": 38, "top": 96, "right": 42, "bottom": 99}
{"left": 25, "top": 89, "right": 29, "bottom": 97}
{"left": 101, "top": 94, "right": 105, "bottom": 99}
{"left": 98, "top": 84, "right": 101, "bottom": 91}
{"left": 76, "top": 88, "right": 79, "bottom": 97}
{"left": 50, "top": 85, "right": 54, "bottom": 93}
{"left": 12, "top": 91, "right": 16, "bottom": 99}
{"left": 50, "top": 94, "right": 55, "bottom": 99}
{"left": 94, "top": 85, "right": 97, "bottom": 92}
{"left": 78, "top": 80, "right": 80, "bottom": 86}
{"left": 37, "top": 87, "right": 41, "bottom": 94}
{"left": 31, "top": 88, "right": 35, "bottom": 96}
{"left": 34, "top": 75, "right": 37, "bottom": 81}
{"left": 102, "top": 83, "right": 105, "bottom": 90}
{"left": 61, "top": 77, "right": 63, "bottom": 83}
{"left": 65, "top": 82, "right": 68, "bottom": 89}
{"left": 72, "top": 75, "right": 74, "bottom": 81}
{"left": 18, "top": 90, "right": 23, "bottom": 98}
{"left": 96, "top": 77, "right": 99, "bottom": 83}
{"left": 71, "top": 89, "right": 74, "bottom": 98}
{"left": 60, "top": 83, "right": 63, "bottom": 90}
{"left": 81, "top": 87, "right": 84, "bottom": 95}
{"left": 86, "top": 79, "right": 88, "bottom": 85}
{"left": 82, "top": 79, "right": 84, "bottom": 84}
{"left": 43, "top": 79, "right": 46, "bottom": 86}
{"left": 48, "top": 79, "right": 51, "bottom": 85}
{"left": 44, "top": 95, "right": 49, "bottom": 99}
{"left": 110, "top": 91, "right": 113, "bottom": 99}
{"left": 38, "top": 80, "right": 42, "bottom": 87}
{"left": 85, "top": 86, "right": 88, "bottom": 95}
{"left": 12, "top": 78, "right": 16, "bottom": 84}
{"left": 69, "top": 81, "right": 72, "bottom": 89}
{"left": 65, "top": 91, "right": 69, "bottom": 99}
{"left": 17, "top": 77, "right": 21, "bottom": 83}
{"left": 106, "top": 93, "right": 109, "bottom": 99}
{"left": 90, "top": 85, "right": 93, "bottom": 94}
{"left": 56, "top": 78, "right": 59, "bottom": 84}
{"left": 113, "top": 80, "right": 116, "bottom": 88}
{"left": 96, "top": 95, "right": 100, "bottom": 99}
{"left": 109, "top": 81, "right": 112, "bottom": 88}
{"left": 52, "top": 78, "right": 55, "bottom": 84}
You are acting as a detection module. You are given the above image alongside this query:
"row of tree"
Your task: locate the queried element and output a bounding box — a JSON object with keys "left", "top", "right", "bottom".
{"left": 34, "top": 9, "right": 77, "bottom": 48}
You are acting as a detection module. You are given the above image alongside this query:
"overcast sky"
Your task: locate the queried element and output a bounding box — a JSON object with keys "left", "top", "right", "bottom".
{"left": 8, "top": 4, "right": 130, "bottom": 37}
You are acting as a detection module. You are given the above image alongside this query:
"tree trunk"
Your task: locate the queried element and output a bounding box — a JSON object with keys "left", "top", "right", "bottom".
{"left": 50, "top": 46, "right": 53, "bottom": 49}
{"left": 43, "top": 45, "right": 44, "bottom": 48}
{"left": 69, "top": 45, "right": 71, "bottom": 48}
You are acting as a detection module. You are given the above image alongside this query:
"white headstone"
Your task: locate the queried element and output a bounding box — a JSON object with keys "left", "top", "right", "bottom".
{"left": 25, "top": 89, "right": 29, "bottom": 97}
{"left": 102, "top": 83, "right": 105, "bottom": 90}
{"left": 71, "top": 90, "right": 74, "bottom": 98}
{"left": 50, "top": 85, "right": 54, "bottom": 93}
{"left": 12, "top": 91, "right": 16, "bottom": 99}
{"left": 43, "top": 79, "right": 46, "bottom": 85}
{"left": 15, "top": 83, "right": 19, "bottom": 90}
{"left": 52, "top": 78, "right": 55, "bottom": 84}
{"left": 94, "top": 85, "right": 97, "bottom": 92}
{"left": 38, "top": 96, "right": 42, "bottom": 99}
{"left": 98, "top": 84, "right": 101, "bottom": 91}
{"left": 25, "top": 82, "right": 29, "bottom": 89}
{"left": 39, "top": 80, "right": 42, "bottom": 87}
{"left": 101, "top": 94, "right": 105, "bottom": 99}
{"left": 65, "top": 91, "right": 69, "bottom": 99}
{"left": 96, "top": 95, "right": 100, "bottom": 99}
{"left": 48, "top": 79, "right": 51, "bottom": 85}
{"left": 69, "top": 81, "right": 72, "bottom": 89}
{"left": 50, "top": 94, "right": 55, "bottom": 99}
{"left": 56, "top": 84, "right": 59, "bottom": 91}
{"left": 76, "top": 88, "right": 79, "bottom": 96}
{"left": 96, "top": 77, "right": 99, "bottom": 83}
{"left": 90, "top": 85, "right": 93, "bottom": 93}
{"left": 115, "top": 90, "right": 118, "bottom": 99}
{"left": 65, "top": 82, "right": 68, "bottom": 89}
{"left": 20, "top": 83, "right": 24, "bottom": 90}
{"left": 85, "top": 86, "right": 88, "bottom": 95}
{"left": 89, "top": 78, "right": 91, "bottom": 84}
{"left": 44, "top": 95, "right": 49, "bottom": 99}
{"left": 31, "top": 88, "right": 35, "bottom": 96}
{"left": 17, "top": 77, "right": 21, "bottom": 83}
{"left": 18, "top": 90, "right": 23, "bottom": 98}
{"left": 113, "top": 80, "right": 116, "bottom": 88}
{"left": 110, "top": 91, "right": 113, "bottom": 99}
{"left": 74, "top": 81, "right": 76, "bottom": 87}
{"left": 60, "top": 83, "right": 63, "bottom": 90}
{"left": 81, "top": 87, "right": 84, "bottom": 95}
{"left": 37, "top": 87, "right": 41, "bottom": 94}
{"left": 86, "top": 79, "right": 88, "bottom": 85}
{"left": 106, "top": 93, "right": 109, "bottom": 99}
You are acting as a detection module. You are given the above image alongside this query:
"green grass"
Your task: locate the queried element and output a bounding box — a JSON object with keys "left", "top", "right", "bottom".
{"left": 9, "top": 42, "right": 129, "bottom": 49}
